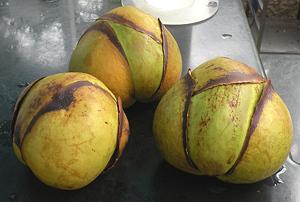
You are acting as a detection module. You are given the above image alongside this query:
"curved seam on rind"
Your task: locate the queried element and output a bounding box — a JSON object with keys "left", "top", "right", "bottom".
{"left": 149, "top": 19, "right": 168, "bottom": 100}
{"left": 17, "top": 81, "right": 115, "bottom": 149}
{"left": 192, "top": 72, "right": 266, "bottom": 96}
{"left": 193, "top": 80, "right": 266, "bottom": 97}
{"left": 182, "top": 70, "right": 199, "bottom": 170}
{"left": 11, "top": 77, "right": 46, "bottom": 148}
{"left": 104, "top": 97, "right": 124, "bottom": 171}
{"left": 80, "top": 21, "right": 129, "bottom": 65}
{"left": 100, "top": 13, "right": 161, "bottom": 44}
{"left": 225, "top": 80, "right": 272, "bottom": 175}
{"left": 78, "top": 21, "right": 136, "bottom": 101}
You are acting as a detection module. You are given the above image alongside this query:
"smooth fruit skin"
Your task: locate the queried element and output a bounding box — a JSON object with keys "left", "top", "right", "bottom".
{"left": 11, "top": 72, "right": 129, "bottom": 190}
{"left": 153, "top": 57, "right": 293, "bottom": 183}
{"left": 69, "top": 6, "right": 182, "bottom": 107}
{"left": 218, "top": 88, "right": 293, "bottom": 183}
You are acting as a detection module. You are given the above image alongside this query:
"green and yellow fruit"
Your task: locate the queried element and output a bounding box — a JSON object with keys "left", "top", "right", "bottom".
{"left": 11, "top": 72, "right": 129, "bottom": 190}
{"left": 69, "top": 6, "right": 182, "bottom": 108}
{"left": 153, "top": 57, "right": 293, "bottom": 183}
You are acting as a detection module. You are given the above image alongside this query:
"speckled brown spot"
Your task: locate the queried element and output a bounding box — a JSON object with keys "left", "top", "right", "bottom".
{"left": 212, "top": 67, "right": 226, "bottom": 72}
{"left": 203, "top": 64, "right": 215, "bottom": 69}
{"left": 198, "top": 116, "right": 210, "bottom": 129}
{"left": 226, "top": 80, "right": 272, "bottom": 175}
{"left": 229, "top": 99, "right": 238, "bottom": 108}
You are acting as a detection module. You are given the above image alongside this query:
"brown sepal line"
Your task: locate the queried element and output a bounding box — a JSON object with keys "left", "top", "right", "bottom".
{"left": 225, "top": 80, "right": 273, "bottom": 175}
{"left": 182, "top": 70, "right": 199, "bottom": 170}
{"left": 193, "top": 71, "right": 266, "bottom": 96}
{"left": 16, "top": 81, "right": 114, "bottom": 148}
{"left": 11, "top": 77, "right": 45, "bottom": 147}
{"left": 100, "top": 13, "right": 161, "bottom": 44}
{"left": 78, "top": 21, "right": 129, "bottom": 65}
{"left": 149, "top": 19, "right": 168, "bottom": 100}
{"left": 104, "top": 97, "right": 124, "bottom": 171}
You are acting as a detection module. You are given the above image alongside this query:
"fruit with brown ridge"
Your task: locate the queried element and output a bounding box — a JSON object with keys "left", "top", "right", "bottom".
{"left": 69, "top": 6, "right": 182, "bottom": 108}
{"left": 153, "top": 57, "right": 293, "bottom": 183}
{"left": 11, "top": 72, "right": 129, "bottom": 190}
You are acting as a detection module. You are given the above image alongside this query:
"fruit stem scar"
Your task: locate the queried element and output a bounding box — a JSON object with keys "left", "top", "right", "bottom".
{"left": 105, "top": 97, "right": 124, "bottom": 171}
{"left": 193, "top": 71, "right": 266, "bottom": 96}
{"left": 13, "top": 81, "right": 114, "bottom": 148}
{"left": 225, "top": 80, "right": 273, "bottom": 175}
{"left": 182, "top": 69, "right": 199, "bottom": 170}
{"left": 100, "top": 13, "right": 162, "bottom": 43}
{"left": 149, "top": 19, "right": 168, "bottom": 100}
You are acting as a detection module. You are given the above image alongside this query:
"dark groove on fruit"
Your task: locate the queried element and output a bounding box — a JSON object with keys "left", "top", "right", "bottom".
{"left": 193, "top": 72, "right": 266, "bottom": 96}
{"left": 150, "top": 19, "right": 168, "bottom": 100}
{"left": 11, "top": 77, "right": 45, "bottom": 147}
{"left": 17, "top": 81, "right": 114, "bottom": 147}
{"left": 182, "top": 71, "right": 199, "bottom": 170}
{"left": 100, "top": 13, "right": 161, "bottom": 43}
{"left": 79, "top": 21, "right": 129, "bottom": 64}
{"left": 105, "top": 97, "right": 124, "bottom": 170}
{"left": 226, "top": 80, "right": 272, "bottom": 175}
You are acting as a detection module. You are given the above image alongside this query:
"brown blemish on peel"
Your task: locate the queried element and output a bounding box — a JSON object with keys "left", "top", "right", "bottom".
{"left": 11, "top": 77, "right": 45, "bottom": 146}
{"left": 105, "top": 97, "right": 125, "bottom": 171}
{"left": 100, "top": 13, "right": 161, "bottom": 43}
{"left": 193, "top": 71, "right": 266, "bottom": 96}
{"left": 15, "top": 81, "right": 114, "bottom": 147}
{"left": 212, "top": 67, "right": 226, "bottom": 72}
{"left": 182, "top": 70, "right": 199, "bottom": 170}
{"left": 225, "top": 80, "right": 272, "bottom": 175}
{"left": 79, "top": 21, "right": 128, "bottom": 64}
{"left": 149, "top": 19, "right": 168, "bottom": 100}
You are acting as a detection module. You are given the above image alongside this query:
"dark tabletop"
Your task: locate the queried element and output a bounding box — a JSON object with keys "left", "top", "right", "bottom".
{"left": 0, "top": 0, "right": 299, "bottom": 202}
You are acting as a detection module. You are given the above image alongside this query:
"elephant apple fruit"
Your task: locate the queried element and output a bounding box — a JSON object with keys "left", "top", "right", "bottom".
{"left": 153, "top": 57, "right": 293, "bottom": 183}
{"left": 69, "top": 6, "right": 182, "bottom": 107}
{"left": 11, "top": 72, "right": 129, "bottom": 190}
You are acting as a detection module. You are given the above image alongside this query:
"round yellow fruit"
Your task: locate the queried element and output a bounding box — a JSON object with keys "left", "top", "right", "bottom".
{"left": 153, "top": 57, "right": 293, "bottom": 183}
{"left": 11, "top": 72, "right": 129, "bottom": 190}
{"left": 69, "top": 6, "right": 182, "bottom": 107}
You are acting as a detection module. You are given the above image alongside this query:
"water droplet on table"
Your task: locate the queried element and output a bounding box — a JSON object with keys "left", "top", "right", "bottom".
{"left": 76, "top": 16, "right": 81, "bottom": 23}
{"left": 0, "top": 120, "right": 10, "bottom": 137}
{"left": 24, "top": 26, "right": 31, "bottom": 33}
{"left": 0, "top": 120, "right": 7, "bottom": 129}
{"left": 40, "top": 13, "right": 45, "bottom": 20}
{"left": 90, "top": 13, "right": 99, "bottom": 20}
{"left": 272, "top": 165, "right": 287, "bottom": 186}
{"left": 17, "top": 82, "right": 30, "bottom": 88}
{"left": 222, "top": 34, "right": 232, "bottom": 39}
